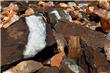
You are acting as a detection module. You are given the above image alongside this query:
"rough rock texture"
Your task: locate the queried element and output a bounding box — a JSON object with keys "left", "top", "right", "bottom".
{"left": 55, "top": 20, "right": 110, "bottom": 73}
{"left": 1, "top": 17, "right": 29, "bottom": 66}
{"left": 55, "top": 20, "right": 110, "bottom": 49}
{"left": 3, "top": 60, "right": 43, "bottom": 73}
{"left": 77, "top": 40, "right": 110, "bottom": 73}
{"left": 1, "top": 15, "right": 56, "bottom": 67}
{"left": 37, "top": 66, "right": 59, "bottom": 73}
{"left": 66, "top": 36, "right": 81, "bottom": 59}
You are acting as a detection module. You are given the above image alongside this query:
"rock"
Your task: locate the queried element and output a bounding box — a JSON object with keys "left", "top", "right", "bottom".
{"left": 55, "top": 20, "right": 110, "bottom": 49}
{"left": 1, "top": 14, "right": 56, "bottom": 66}
{"left": 100, "top": 11, "right": 110, "bottom": 33}
{"left": 68, "top": 2, "right": 77, "bottom": 7}
{"left": 15, "top": 1, "right": 28, "bottom": 15}
{"left": 60, "top": 58, "right": 84, "bottom": 73}
{"left": 45, "top": 8, "right": 72, "bottom": 26}
{"left": 88, "top": 13, "right": 100, "bottom": 23}
{"left": 98, "top": 0, "right": 109, "bottom": 9}
{"left": 105, "top": 11, "right": 110, "bottom": 19}
{"left": 23, "top": 14, "right": 46, "bottom": 58}
{"left": 100, "top": 18, "right": 110, "bottom": 33}
{"left": 1, "top": 17, "right": 29, "bottom": 66}
{"left": 59, "top": 64, "right": 74, "bottom": 73}
{"left": 104, "top": 43, "right": 110, "bottom": 61}
{"left": 37, "top": 66, "right": 59, "bottom": 73}
{"left": 77, "top": 40, "right": 110, "bottom": 73}
{"left": 66, "top": 36, "right": 81, "bottom": 59}
{"left": 77, "top": 40, "right": 97, "bottom": 73}
{"left": 50, "top": 51, "right": 65, "bottom": 67}
{"left": 25, "top": 8, "right": 34, "bottom": 16}
{"left": 58, "top": 3, "right": 69, "bottom": 8}
{"left": 46, "top": 23, "right": 56, "bottom": 46}
{"left": 106, "top": 33, "right": 110, "bottom": 40}
{"left": 3, "top": 60, "right": 43, "bottom": 73}
{"left": 50, "top": 33, "right": 66, "bottom": 67}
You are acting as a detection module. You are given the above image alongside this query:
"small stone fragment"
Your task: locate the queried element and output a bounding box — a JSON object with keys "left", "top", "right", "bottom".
{"left": 25, "top": 8, "right": 34, "bottom": 16}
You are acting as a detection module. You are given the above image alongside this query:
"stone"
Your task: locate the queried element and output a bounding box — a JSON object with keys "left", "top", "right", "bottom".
{"left": 55, "top": 20, "right": 110, "bottom": 49}
{"left": 106, "top": 33, "right": 110, "bottom": 40}
{"left": 100, "top": 18, "right": 110, "bottom": 33}
{"left": 3, "top": 60, "right": 43, "bottom": 73}
{"left": 98, "top": 0, "right": 109, "bottom": 9}
{"left": 1, "top": 14, "right": 56, "bottom": 67}
{"left": 1, "top": 17, "right": 29, "bottom": 66}
{"left": 50, "top": 33, "right": 66, "bottom": 67}
{"left": 44, "top": 8, "right": 72, "bottom": 26}
{"left": 25, "top": 8, "right": 34, "bottom": 16}
{"left": 60, "top": 58, "right": 86, "bottom": 73}
{"left": 37, "top": 66, "right": 59, "bottom": 73}
{"left": 66, "top": 36, "right": 81, "bottom": 59}
{"left": 77, "top": 40, "right": 110, "bottom": 73}
{"left": 104, "top": 43, "right": 110, "bottom": 61}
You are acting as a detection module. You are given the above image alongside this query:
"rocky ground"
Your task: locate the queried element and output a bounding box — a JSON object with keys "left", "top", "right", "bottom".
{"left": 1, "top": 0, "right": 110, "bottom": 73}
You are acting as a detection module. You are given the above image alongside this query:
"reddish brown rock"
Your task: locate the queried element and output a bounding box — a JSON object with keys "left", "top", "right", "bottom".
{"left": 66, "top": 36, "right": 81, "bottom": 58}
{"left": 55, "top": 20, "right": 109, "bottom": 49}
{"left": 100, "top": 18, "right": 110, "bottom": 33}
{"left": 1, "top": 17, "right": 29, "bottom": 66}
{"left": 77, "top": 40, "right": 110, "bottom": 73}
{"left": 3, "top": 60, "right": 43, "bottom": 73}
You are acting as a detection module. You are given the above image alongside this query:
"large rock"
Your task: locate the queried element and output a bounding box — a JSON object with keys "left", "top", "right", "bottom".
{"left": 55, "top": 20, "right": 110, "bottom": 49}
{"left": 44, "top": 8, "right": 72, "bottom": 26}
{"left": 77, "top": 40, "right": 110, "bottom": 73}
{"left": 1, "top": 15, "right": 56, "bottom": 67}
{"left": 3, "top": 60, "right": 43, "bottom": 73}
{"left": 1, "top": 17, "right": 29, "bottom": 66}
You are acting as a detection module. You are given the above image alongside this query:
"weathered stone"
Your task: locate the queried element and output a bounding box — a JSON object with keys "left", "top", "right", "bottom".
{"left": 3, "top": 60, "right": 43, "bottom": 73}
{"left": 60, "top": 58, "right": 85, "bottom": 73}
{"left": 77, "top": 40, "right": 110, "bottom": 73}
{"left": 59, "top": 64, "right": 74, "bottom": 73}
{"left": 1, "top": 14, "right": 56, "bottom": 67}
{"left": 98, "top": 0, "right": 109, "bottom": 9}
{"left": 100, "top": 18, "right": 110, "bottom": 33}
{"left": 37, "top": 66, "right": 59, "bottom": 73}
{"left": 55, "top": 20, "right": 110, "bottom": 49}
{"left": 46, "top": 23, "right": 56, "bottom": 46}
{"left": 104, "top": 43, "right": 110, "bottom": 61}
{"left": 77, "top": 40, "right": 97, "bottom": 73}
{"left": 66, "top": 36, "right": 81, "bottom": 58}
{"left": 44, "top": 8, "right": 72, "bottom": 26}
{"left": 1, "top": 17, "right": 29, "bottom": 66}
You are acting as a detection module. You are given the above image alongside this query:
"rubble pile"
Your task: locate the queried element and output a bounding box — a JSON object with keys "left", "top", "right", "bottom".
{"left": 1, "top": 0, "right": 110, "bottom": 73}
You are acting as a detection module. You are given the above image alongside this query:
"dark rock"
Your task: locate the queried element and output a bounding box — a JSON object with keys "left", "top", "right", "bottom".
{"left": 1, "top": 13, "right": 57, "bottom": 67}
{"left": 77, "top": 41, "right": 97, "bottom": 73}
{"left": 46, "top": 23, "right": 56, "bottom": 46}
{"left": 1, "top": 17, "right": 29, "bottom": 66}
{"left": 44, "top": 8, "right": 72, "bottom": 27}
{"left": 100, "top": 18, "right": 110, "bottom": 33}
{"left": 15, "top": 1, "right": 28, "bottom": 15}
{"left": 3, "top": 60, "right": 43, "bottom": 73}
{"left": 55, "top": 20, "right": 110, "bottom": 49}
{"left": 66, "top": 36, "right": 81, "bottom": 59}
{"left": 88, "top": 13, "right": 100, "bottom": 23}
{"left": 77, "top": 40, "right": 110, "bottom": 73}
